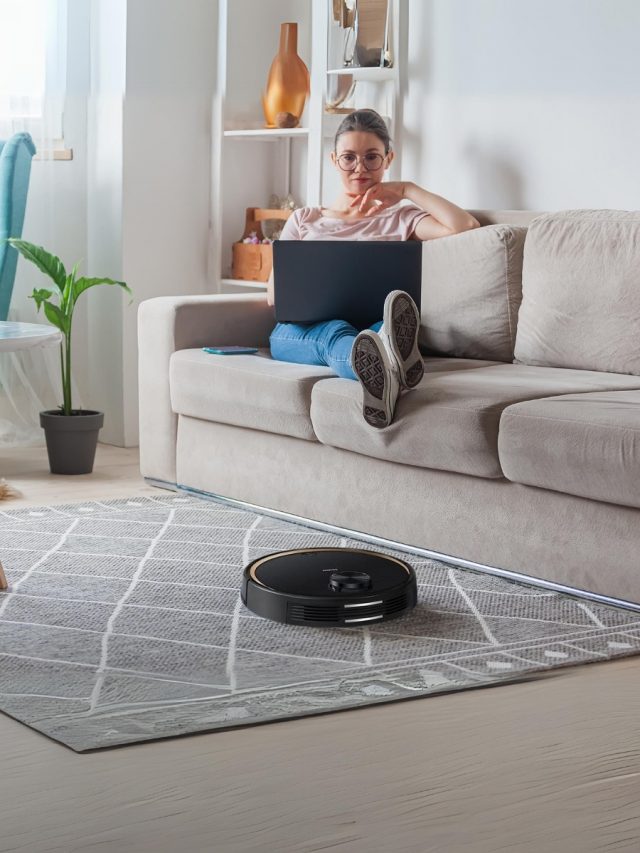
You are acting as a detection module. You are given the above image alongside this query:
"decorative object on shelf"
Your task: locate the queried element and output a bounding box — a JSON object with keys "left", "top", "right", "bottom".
{"left": 329, "top": 0, "right": 357, "bottom": 68}
{"left": 6, "top": 238, "right": 131, "bottom": 475}
{"left": 354, "top": 0, "right": 392, "bottom": 68}
{"left": 275, "top": 111, "right": 299, "bottom": 129}
{"left": 327, "top": 0, "right": 357, "bottom": 110}
{"left": 264, "top": 193, "right": 296, "bottom": 240}
{"left": 326, "top": 72, "right": 357, "bottom": 112}
{"left": 262, "top": 23, "right": 310, "bottom": 129}
{"left": 329, "top": 0, "right": 393, "bottom": 70}
{"left": 232, "top": 207, "right": 292, "bottom": 282}
{"left": 333, "top": 0, "right": 354, "bottom": 27}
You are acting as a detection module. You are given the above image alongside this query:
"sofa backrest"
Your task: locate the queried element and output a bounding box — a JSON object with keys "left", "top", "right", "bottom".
{"left": 468, "top": 210, "right": 543, "bottom": 228}
{"left": 419, "top": 210, "right": 544, "bottom": 363}
{"left": 513, "top": 209, "right": 640, "bottom": 376}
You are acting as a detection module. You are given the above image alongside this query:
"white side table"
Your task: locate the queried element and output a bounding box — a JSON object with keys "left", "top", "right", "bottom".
{"left": 0, "top": 324, "right": 64, "bottom": 584}
{"left": 0, "top": 321, "right": 62, "bottom": 352}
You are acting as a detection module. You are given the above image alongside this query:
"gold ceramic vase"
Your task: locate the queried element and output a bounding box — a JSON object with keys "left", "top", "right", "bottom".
{"left": 262, "top": 23, "right": 310, "bottom": 128}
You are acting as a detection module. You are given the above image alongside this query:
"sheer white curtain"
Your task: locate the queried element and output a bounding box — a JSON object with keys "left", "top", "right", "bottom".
{"left": 0, "top": 0, "right": 66, "bottom": 139}
{"left": 0, "top": 0, "right": 70, "bottom": 447}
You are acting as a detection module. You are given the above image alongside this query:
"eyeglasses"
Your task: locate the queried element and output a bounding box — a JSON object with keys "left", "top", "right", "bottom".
{"left": 336, "top": 151, "right": 385, "bottom": 172}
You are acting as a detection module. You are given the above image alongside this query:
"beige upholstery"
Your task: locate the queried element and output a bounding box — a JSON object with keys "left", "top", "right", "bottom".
{"left": 514, "top": 210, "right": 640, "bottom": 375}
{"left": 310, "top": 361, "right": 640, "bottom": 479}
{"left": 170, "top": 349, "right": 333, "bottom": 441}
{"left": 468, "top": 210, "right": 544, "bottom": 228}
{"left": 175, "top": 416, "right": 640, "bottom": 604}
{"left": 499, "top": 390, "right": 640, "bottom": 509}
{"left": 419, "top": 225, "right": 527, "bottom": 362}
{"left": 138, "top": 294, "right": 276, "bottom": 483}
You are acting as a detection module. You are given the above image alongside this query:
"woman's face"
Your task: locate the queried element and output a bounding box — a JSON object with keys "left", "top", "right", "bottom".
{"left": 331, "top": 130, "right": 393, "bottom": 196}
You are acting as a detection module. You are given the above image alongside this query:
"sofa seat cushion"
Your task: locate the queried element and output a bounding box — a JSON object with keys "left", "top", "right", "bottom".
{"left": 498, "top": 390, "right": 640, "bottom": 509}
{"left": 310, "top": 360, "right": 640, "bottom": 479}
{"left": 170, "top": 349, "right": 334, "bottom": 441}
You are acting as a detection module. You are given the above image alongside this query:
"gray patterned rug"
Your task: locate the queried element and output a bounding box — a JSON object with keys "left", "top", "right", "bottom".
{"left": 1, "top": 494, "right": 639, "bottom": 752}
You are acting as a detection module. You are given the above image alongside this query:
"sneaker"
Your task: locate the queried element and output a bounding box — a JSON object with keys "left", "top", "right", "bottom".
{"left": 351, "top": 330, "right": 400, "bottom": 429}
{"left": 379, "top": 290, "right": 425, "bottom": 389}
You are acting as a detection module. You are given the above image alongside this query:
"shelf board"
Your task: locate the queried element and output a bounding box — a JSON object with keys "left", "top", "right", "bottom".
{"left": 220, "top": 278, "right": 267, "bottom": 290}
{"left": 223, "top": 127, "right": 309, "bottom": 139}
{"left": 326, "top": 66, "right": 397, "bottom": 82}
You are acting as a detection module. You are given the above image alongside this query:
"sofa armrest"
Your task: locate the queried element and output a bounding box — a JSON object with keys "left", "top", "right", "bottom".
{"left": 138, "top": 293, "right": 275, "bottom": 483}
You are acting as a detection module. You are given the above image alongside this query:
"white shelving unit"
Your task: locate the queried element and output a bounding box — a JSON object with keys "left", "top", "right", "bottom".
{"left": 223, "top": 128, "right": 310, "bottom": 139}
{"left": 326, "top": 67, "right": 398, "bottom": 81}
{"left": 211, "top": 0, "right": 403, "bottom": 293}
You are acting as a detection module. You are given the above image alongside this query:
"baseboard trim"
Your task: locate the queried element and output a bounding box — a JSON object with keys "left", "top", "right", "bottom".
{"left": 145, "top": 477, "right": 640, "bottom": 615}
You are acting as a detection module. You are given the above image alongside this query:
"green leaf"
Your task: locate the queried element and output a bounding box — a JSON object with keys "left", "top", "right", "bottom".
{"left": 29, "top": 288, "right": 55, "bottom": 311}
{"left": 6, "top": 239, "right": 67, "bottom": 292}
{"left": 63, "top": 261, "right": 81, "bottom": 311}
{"left": 72, "top": 276, "right": 132, "bottom": 305}
{"left": 62, "top": 273, "right": 75, "bottom": 314}
{"left": 43, "top": 301, "right": 69, "bottom": 335}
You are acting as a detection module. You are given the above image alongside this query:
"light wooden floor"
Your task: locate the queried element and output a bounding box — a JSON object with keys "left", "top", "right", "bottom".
{"left": 1, "top": 442, "right": 157, "bottom": 508}
{"left": 1, "top": 444, "right": 639, "bottom": 853}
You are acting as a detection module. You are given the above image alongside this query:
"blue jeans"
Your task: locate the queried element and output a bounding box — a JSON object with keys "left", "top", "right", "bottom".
{"left": 270, "top": 319, "right": 383, "bottom": 380}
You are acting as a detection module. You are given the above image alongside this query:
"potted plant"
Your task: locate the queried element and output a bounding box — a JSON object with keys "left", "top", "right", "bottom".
{"left": 7, "top": 238, "right": 131, "bottom": 474}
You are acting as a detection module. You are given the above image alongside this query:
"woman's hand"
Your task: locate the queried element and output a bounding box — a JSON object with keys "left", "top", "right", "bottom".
{"left": 266, "top": 269, "right": 275, "bottom": 307}
{"left": 348, "top": 181, "right": 407, "bottom": 216}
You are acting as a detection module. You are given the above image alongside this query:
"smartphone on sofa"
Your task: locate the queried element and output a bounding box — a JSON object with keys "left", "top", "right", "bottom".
{"left": 203, "top": 346, "right": 258, "bottom": 355}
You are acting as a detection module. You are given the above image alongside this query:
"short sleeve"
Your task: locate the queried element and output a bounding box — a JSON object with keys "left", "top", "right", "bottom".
{"left": 400, "top": 203, "right": 430, "bottom": 239}
{"left": 277, "top": 209, "right": 303, "bottom": 241}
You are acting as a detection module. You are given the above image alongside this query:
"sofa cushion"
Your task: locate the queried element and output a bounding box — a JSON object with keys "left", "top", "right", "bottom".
{"left": 498, "top": 390, "right": 640, "bottom": 509}
{"left": 170, "top": 349, "right": 334, "bottom": 441}
{"left": 310, "top": 360, "right": 640, "bottom": 479}
{"left": 513, "top": 209, "right": 640, "bottom": 375}
{"left": 419, "top": 224, "right": 527, "bottom": 362}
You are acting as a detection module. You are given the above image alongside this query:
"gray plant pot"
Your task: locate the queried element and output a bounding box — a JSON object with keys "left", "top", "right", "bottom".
{"left": 40, "top": 410, "right": 104, "bottom": 475}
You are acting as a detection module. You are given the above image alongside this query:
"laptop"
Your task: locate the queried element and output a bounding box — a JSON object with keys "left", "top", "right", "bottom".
{"left": 273, "top": 240, "right": 422, "bottom": 330}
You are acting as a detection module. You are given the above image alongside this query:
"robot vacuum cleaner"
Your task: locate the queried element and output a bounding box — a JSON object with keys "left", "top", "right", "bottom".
{"left": 242, "top": 547, "right": 417, "bottom": 627}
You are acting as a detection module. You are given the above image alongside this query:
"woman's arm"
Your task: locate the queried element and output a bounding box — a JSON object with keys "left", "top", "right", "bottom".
{"left": 402, "top": 183, "right": 480, "bottom": 232}
{"left": 352, "top": 181, "right": 481, "bottom": 236}
{"left": 266, "top": 269, "right": 275, "bottom": 307}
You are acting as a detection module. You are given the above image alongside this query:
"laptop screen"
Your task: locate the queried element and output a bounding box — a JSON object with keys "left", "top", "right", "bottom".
{"left": 273, "top": 240, "right": 422, "bottom": 330}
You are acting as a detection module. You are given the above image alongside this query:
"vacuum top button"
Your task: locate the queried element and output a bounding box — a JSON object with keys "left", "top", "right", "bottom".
{"left": 328, "top": 570, "right": 372, "bottom": 593}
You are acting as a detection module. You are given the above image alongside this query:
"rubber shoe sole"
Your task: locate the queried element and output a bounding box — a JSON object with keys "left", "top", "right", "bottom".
{"left": 382, "top": 290, "right": 424, "bottom": 389}
{"left": 351, "top": 331, "right": 399, "bottom": 429}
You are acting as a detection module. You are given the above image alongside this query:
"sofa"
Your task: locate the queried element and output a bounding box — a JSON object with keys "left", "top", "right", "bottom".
{"left": 138, "top": 209, "right": 640, "bottom": 607}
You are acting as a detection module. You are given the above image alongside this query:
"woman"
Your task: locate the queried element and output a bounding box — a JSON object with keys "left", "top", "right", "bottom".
{"left": 267, "top": 109, "right": 480, "bottom": 429}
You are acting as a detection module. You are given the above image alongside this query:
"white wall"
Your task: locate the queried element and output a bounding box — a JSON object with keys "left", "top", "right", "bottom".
{"left": 402, "top": 0, "right": 640, "bottom": 209}
{"left": 118, "top": 0, "right": 217, "bottom": 445}
{"left": 85, "top": 0, "right": 217, "bottom": 446}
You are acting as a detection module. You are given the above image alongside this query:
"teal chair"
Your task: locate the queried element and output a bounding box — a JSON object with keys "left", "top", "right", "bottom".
{"left": 0, "top": 132, "right": 36, "bottom": 321}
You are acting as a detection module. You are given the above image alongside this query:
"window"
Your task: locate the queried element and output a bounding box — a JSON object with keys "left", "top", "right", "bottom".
{"left": 0, "top": 0, "right": 67, "bottom": 140}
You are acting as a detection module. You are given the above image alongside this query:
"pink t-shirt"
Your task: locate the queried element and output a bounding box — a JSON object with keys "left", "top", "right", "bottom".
{"left": 279, "top": 202, "right": 430, "bottom": 241}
